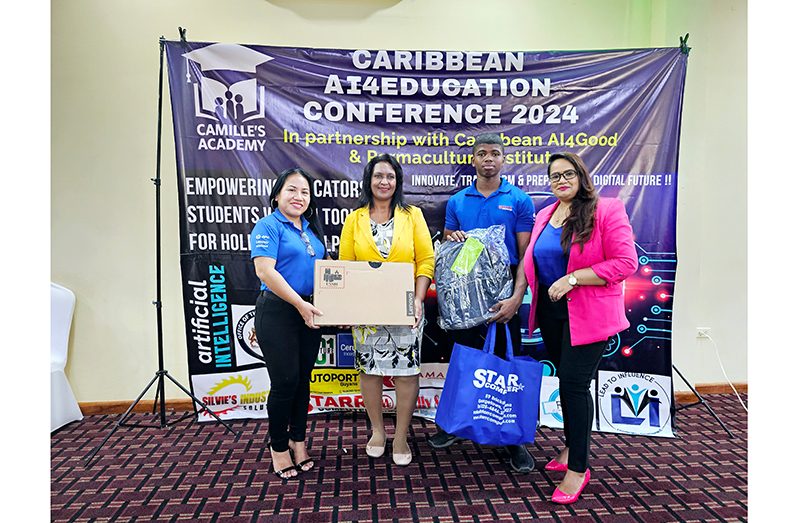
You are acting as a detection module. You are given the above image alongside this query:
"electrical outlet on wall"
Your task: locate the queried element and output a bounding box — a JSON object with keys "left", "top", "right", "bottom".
{"left": 696, "top": 327, "right": 711, "bottom": 339}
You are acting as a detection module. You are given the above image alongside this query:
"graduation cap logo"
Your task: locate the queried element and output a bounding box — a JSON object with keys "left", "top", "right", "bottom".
{"left": 183, "top": 43, "right": 274, "bottom": 124}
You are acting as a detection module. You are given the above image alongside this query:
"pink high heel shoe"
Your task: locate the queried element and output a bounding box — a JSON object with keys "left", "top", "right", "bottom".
{"left": 544, "top": 458, "right": 568, "bottom": 472}
{"left": 551, "top": 469, "right": 590, "bottom": 505}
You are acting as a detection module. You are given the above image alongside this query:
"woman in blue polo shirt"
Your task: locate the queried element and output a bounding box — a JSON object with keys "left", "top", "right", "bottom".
{"left": 250, "top": 168, "right": 326, "bottom": 480}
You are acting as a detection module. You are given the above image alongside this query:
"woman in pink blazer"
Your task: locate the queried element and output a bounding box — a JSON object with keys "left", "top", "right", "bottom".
{"left": 523, "top": 152, "right": 637, "bottom": 504}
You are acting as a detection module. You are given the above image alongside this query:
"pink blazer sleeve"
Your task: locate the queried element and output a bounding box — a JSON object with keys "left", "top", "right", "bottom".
{"left": 591, "top": 198, "right": 638, "bottom": 284}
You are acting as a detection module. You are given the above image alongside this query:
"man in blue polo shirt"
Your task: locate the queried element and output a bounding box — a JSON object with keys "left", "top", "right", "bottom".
{"left": 429, "top": 132, "right": 536, "bottom": 473}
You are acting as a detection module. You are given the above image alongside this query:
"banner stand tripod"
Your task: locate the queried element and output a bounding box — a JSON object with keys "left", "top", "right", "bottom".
{"left": 672, "top": 364, "right": 734, "bottom": 439}
{"left": 85, "top": 34, "right": 240, "bottom": 466}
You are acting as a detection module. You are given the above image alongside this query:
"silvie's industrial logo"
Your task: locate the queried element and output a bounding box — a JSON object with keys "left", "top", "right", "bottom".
{"left": 597, "top": 371, "right": 673, "bottom": 436}
{"left": 199, "top": 374, "right": 267, "bottom": 417}
{"left": 182, "top": 43, "right": 274, "bottom": 152}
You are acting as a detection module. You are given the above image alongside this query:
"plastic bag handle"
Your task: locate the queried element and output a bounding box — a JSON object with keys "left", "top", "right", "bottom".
{"left": 504, "top": 322, "right": 515, "bottom": 360}
{"left": 482, "top": 323, "right": 515, "bottom": 360}
{"left": 483, "top": 322, "right": 497, "bottom": 355}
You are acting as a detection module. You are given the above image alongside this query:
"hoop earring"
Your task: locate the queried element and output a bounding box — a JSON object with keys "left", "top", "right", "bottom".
{"left": 305, "top": 207, "right": 315, "bottom": 218}
{"left": 270, "top": 199, "right": 278, "bottom": 209}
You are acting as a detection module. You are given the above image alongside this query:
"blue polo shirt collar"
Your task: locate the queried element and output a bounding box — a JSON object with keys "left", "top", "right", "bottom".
{"left": 464, "top": 178, "right": 512, "bottom": 198}
{"left": 273, "top": 209, "right": 309, "bottom": 230}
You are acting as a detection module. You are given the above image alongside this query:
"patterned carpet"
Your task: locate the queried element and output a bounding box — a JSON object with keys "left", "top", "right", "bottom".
{"left": 51, "top": 394, "right": 747, "bottom": 522}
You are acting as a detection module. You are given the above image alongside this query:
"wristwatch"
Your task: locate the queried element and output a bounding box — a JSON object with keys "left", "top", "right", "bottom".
{"left": 567, "top": 273, "right": 578, "bottom": 286}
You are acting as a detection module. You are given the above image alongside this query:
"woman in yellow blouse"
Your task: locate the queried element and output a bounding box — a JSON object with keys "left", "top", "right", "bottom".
{"left": 339, "top": 153, "right": 434, "bottom": 466}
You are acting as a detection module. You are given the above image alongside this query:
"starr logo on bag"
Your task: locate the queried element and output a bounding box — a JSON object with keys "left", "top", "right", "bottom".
{"left": 472, "top": 369, "right": 525, "bottom": 393}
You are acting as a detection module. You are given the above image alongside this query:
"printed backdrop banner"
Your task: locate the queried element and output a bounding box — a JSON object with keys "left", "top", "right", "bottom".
{"left": 166, "top": 41, "right": 687, "bottom": 438}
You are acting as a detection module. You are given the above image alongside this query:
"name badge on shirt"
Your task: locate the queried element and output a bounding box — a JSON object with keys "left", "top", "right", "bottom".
{"left": 498, "top": 205, "right": 513, "bottom": 212}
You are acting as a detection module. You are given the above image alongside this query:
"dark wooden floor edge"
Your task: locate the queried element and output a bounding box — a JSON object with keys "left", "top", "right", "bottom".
{"left": 77, "top": 399, "right": 197, "bottom": 415}
{"left": 674, "top": 382, "right": 747, "bottom": 403}
{"left": 78, "top": 383, "right": 748, "bottom": 415}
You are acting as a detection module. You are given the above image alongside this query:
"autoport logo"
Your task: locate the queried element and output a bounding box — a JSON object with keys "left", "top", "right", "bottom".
{"left": 309, "top": 370, "right": 360, "bottom": 395}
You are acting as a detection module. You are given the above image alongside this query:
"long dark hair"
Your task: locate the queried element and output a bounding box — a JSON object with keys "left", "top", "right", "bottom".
{"left": 548, "top": 152, "right": 598, "bottom": 252}
{"left": 268, "top": 168, "right": 325, "bottom": 240}
{"left": 358, "top": 153, "right": 410, "bottom": 214}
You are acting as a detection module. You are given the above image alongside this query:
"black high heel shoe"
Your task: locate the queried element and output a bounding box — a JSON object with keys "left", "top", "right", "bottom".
{"left": 270, "top": 446, "right": 298, "bottom": 480}
{"left": 288, "top": 441, "right": 315, "bottom": 473}
{"left": 272, "top": 464, "right": 298, "bottom": 480}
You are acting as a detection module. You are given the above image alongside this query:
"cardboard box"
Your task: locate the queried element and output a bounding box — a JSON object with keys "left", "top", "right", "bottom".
{"left": 313, "top": 260, "right": 416, "bottom": 326}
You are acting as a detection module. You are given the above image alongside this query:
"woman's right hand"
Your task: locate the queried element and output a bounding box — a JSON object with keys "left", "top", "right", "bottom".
{"left": 296, "top": 301, "right": 323, "bottom": 329}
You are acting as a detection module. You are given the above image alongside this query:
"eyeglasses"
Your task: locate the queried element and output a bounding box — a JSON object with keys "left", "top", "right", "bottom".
{"left": 548, "top": 169, "right": 578, "bottom": 183}
{"left": 300, "top": 231, "right": 315, "bottom": 257}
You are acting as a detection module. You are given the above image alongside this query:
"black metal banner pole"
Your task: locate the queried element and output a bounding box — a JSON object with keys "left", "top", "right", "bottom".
{"left": 672, "top": 364, "right": 734, "bottom": 439}
{"left": 85, "top": 34, "right": 239, "bottom": 466}
{"left": 154, "top": 34, "right": 167, "bottom": 429}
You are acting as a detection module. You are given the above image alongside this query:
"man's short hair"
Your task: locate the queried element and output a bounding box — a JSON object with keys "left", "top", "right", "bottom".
{"left": 472, "top": 132, "right": 504, "bottom": 154}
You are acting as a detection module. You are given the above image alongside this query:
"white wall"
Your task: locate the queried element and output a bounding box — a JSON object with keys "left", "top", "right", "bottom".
{"left": 52, "top": 0, "right": 746, "bottom": 401}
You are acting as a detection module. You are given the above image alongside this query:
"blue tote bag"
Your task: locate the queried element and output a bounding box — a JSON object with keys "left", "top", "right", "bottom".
{"left": 435, "top": 323, "right": 543, "bottom": 446}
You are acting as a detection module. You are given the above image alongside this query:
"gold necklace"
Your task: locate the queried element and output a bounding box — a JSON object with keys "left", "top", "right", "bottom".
{"left": 552, "top": 206, "right": 570, "bottom": 227}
